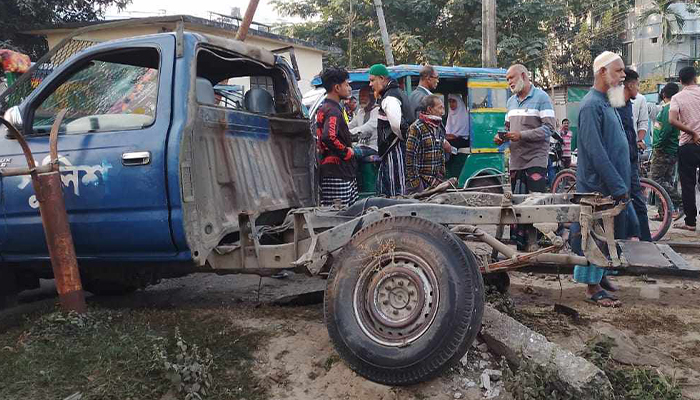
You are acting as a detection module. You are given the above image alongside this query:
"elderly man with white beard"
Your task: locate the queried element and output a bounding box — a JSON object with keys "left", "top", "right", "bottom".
{"left": 571, "top": 51, "right": 639, "bottom": 308}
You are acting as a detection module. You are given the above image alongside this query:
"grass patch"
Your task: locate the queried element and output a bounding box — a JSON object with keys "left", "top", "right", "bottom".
{"left": 501, "top": 355, "right": 575, "bottom": 400}
{"left": 0, "top": 306, "right": 268, "bottom": 400}
{"left": 323, "top": 354, "right": 341, "bottom": 372}
{"left": 581, "top": 336, "right": 683, "bottom": 400}
{"left": 485, "top": 285, "right": 518, "bottom": 316}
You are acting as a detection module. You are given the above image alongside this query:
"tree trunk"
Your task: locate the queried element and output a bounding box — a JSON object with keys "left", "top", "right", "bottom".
{"left": 373, "top": 0, "right": 395, "bottom": 66}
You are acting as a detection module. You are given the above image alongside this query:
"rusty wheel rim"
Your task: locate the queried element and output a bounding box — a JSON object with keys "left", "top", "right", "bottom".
{"left": 353, "top": 252, "right": 440, "bottom": 347}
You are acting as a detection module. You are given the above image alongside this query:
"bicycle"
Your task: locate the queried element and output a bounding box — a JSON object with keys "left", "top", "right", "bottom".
{"left": 551, "top": 167, "right": 673, "bottom": 241}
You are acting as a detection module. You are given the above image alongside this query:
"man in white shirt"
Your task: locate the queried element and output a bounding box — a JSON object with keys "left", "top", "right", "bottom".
{"left": 369, "top": 63, "right": 413, "bottom": 196}
{"left": 632, "top": 89, "right": 649, "bottom": 149}
{"left": 349, "top": 86, "right": 379, "bottom": 156}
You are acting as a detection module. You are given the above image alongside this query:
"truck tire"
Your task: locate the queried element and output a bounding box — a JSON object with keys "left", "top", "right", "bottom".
{"left": 325, "top": 216, "right": 484, "bottom": 386}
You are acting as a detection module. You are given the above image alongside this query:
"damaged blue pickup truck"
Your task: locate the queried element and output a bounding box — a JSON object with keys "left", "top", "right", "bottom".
{"left": 0, "top": 31, "right": 317, "bottom": 292}
{"left": 0, "top": 27, "right": 692, "bottom": 387}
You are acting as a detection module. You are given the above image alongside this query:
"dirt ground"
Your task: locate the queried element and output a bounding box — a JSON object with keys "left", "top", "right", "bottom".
{"left": 81, "top": 273, "right": 512, "bottom": 400}
{"left": 502, "top": 226, "right": 700, "bottom": 400}
{"left": 7, "top": 226, "right": 700, "bottom": 399}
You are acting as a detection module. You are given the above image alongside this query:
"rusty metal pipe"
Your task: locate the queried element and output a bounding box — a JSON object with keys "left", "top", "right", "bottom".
{"left": 236, "top": 0, "right": 261, "bottom": 42}
{"left": 451, "top": 225, "right": 516, "bottom": 258}
{"left": 0, "top": 165, "right": 53, "bottom": 177}
{"left": 33, "top": 171, "right": 86, "bottom": 313}
{"left": 0, "top": 110, "right": 86, "bottom": 313}
{"left": 531, "top": 253, "right": 589, "bottom": 266}
{"left": 48, "top": 110, "right": 66, "bottom": 169}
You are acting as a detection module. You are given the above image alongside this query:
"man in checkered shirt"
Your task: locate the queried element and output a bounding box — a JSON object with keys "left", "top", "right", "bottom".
{"left": 405, "top": 95, "right": 448, "bottom": 194}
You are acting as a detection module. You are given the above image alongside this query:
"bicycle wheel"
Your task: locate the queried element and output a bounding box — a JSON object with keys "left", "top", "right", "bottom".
{"left": 641, "top": 177, "right": 672, "bottom": 242}
{"left": 551, "top": 168, "right": 577, "bottom": 194}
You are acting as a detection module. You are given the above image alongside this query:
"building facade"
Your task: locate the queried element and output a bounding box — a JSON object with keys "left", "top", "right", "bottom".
{"left": 27, "top": 15, "right": 329, "bottom": 94}
{"left": 624, "top": 0, "right": 700, "bottom": 80}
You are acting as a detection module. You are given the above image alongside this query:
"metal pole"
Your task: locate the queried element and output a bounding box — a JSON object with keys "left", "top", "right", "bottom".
{"left": 348, "top": 0, "right": 353, "bottom": 68}
{"left": 0, "top": 110, "right": 86, "bottom": 313}
{"left": 236, "top": 0, "right": 261, "bottom": 42}
{"left": 373, "top": 0, "right": 395, "bottom": 66}
{"left": 482, "top": 0, "right": 497, "bottom": 68}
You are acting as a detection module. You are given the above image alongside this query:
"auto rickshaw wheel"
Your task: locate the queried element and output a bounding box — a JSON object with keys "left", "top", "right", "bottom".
{"left": 324, "top": 216, "right": 484, "bottom": 385}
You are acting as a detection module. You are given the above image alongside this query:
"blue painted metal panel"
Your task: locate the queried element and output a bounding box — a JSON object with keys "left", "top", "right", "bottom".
{"left": 213, "top": 112, "right": 270, "bottom": 140}
{"left": 164, "top": 33, "right": 195, "bottom": 253}
{"left": 311, "top": 64, "right": 508, "bottom": 86}
{"left": 0, "top": 35, "right": 179, "bottom": 260}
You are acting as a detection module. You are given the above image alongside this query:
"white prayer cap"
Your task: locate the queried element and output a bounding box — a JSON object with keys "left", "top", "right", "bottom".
{"left": 593, "top": 51, "right": 622, "bottom": 74}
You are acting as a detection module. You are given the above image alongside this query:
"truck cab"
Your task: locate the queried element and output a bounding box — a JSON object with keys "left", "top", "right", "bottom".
{"left": 0, "top": 32, "right": 315, "bottom": 294}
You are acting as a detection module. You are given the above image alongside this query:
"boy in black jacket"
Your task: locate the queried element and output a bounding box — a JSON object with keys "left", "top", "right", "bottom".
{"left": 316, "top": 68, "right": 358, "bottom": 206}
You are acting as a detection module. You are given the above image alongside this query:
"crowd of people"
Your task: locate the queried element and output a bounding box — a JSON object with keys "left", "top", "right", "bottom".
{"left": 315, "top": 53, "right": 699, "bottom": 307}
{"left": 316, "top": 64, "right": 469, "bottom": 205}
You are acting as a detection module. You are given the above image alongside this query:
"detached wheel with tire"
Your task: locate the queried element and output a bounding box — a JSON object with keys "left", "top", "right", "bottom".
{"left": 324, "top": 216, "right": 484, "bottom": 386}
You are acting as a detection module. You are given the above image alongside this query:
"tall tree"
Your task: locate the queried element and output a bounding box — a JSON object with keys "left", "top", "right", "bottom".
{"left": 545, "top": 3, "right": 632, "bottom": 86}
{"left": 0, "top": 0, "right": 132, "bottom": 59}
{"left": 273, "top": 0, "right": 638, "bottom": 87}
{"left": 637, "top": 0, "right": 687, "bottom": 77}
{"left": 273, "top": 0, "right": 557, "bottom": 70}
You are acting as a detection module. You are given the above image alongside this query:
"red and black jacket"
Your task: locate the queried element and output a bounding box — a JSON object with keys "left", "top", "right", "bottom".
{"left": 316, "top": 98, "right": 357, "bottom": 179}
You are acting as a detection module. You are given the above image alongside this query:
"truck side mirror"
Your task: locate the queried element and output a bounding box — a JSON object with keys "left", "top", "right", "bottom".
{"left": 3, "top": 106, "right": 22, "bottom": 138}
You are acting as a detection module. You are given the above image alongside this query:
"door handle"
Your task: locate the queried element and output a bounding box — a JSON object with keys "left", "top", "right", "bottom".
{"left": 122, "top": 151, "right": 151, "bottom": 166}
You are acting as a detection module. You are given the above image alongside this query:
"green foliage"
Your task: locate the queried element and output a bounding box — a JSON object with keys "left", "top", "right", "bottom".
{"left": 637, "top": 0, "right": 686, "bottom": 45}
{"left": 545, "top": 0, "right": 633, "bottom": 86}
{"left": 581, "top": 336, "right": 683, "bottom": 400}
{"left": 0, "top": 0, "right": 132, "bottom": 59}
{"left": 636, "top": 0, "right": 691, "bottom": 77}
{"left": 501, "top": 356, "right": 575, "bottom": 400}
{"left": 273, "top": 0, "right": 559, "bottom": 70}
{"left": 272, "top": 0, "right": 636, "bottom": 86}
{"left": 485, "top": 284, "right": 518, "bottom": 317}
{"left": 323, "top": 353, "right": 341, "bottom": 371}
{"left": 0, "top": 307, "right": 267, "bottom": 400}
{"left": 153, "top": 328, "right": 214, "bottom": 400}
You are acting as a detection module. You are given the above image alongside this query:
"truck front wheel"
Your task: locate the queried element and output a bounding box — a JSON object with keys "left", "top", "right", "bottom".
{"left": 324, "top": 216, "right": 484, "bottom": 386}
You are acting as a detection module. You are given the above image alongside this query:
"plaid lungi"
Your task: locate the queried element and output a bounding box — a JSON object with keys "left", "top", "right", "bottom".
{"left": 377, "top": 142, "right": 407, "bottom": 197}
{"left": 321, "top": 177, "right": 358, "bottom": 207}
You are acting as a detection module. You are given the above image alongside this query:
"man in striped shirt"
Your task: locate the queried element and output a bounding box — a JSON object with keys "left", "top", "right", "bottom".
{"left": 495, "top": 64, "right": 556, "bottom": 250}
{"left": 495, "top": 64, "right": 556, "bottom": 195}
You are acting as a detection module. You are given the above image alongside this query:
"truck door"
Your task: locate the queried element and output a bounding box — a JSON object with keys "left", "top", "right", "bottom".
{"left": 0, "top": 37, "right": 177, "bottom": 259}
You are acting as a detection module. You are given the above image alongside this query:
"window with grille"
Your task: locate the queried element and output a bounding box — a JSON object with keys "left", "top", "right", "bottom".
{"left": 30, "top": 47, "right": 160, "bottom": 135}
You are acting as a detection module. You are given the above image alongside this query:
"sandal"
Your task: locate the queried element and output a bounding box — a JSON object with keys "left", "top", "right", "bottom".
{"left": 673, "top": 222, "right": 696, "bottom": 231}
{"left": 587, "top": 290, "right": 621, "bottom": 308}
{"left": 600, "top": 276, "right": 619, "bottom": 292}
{"left": 673, "top": 211, "right": 685, "bottom": 222}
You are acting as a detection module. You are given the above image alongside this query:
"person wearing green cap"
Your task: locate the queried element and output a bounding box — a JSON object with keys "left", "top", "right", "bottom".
{"left": 369, "top": 64, "right": 414, "bottom": 196}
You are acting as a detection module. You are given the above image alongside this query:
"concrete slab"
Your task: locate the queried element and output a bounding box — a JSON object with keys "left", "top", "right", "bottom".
{"left": 480, "top": 305, "right": 613, "bottom": 399}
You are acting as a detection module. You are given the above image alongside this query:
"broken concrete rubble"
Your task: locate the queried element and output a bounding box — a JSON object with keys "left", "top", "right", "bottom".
{"left": 480, "top": 305, "right": 614, "bottom": 399}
